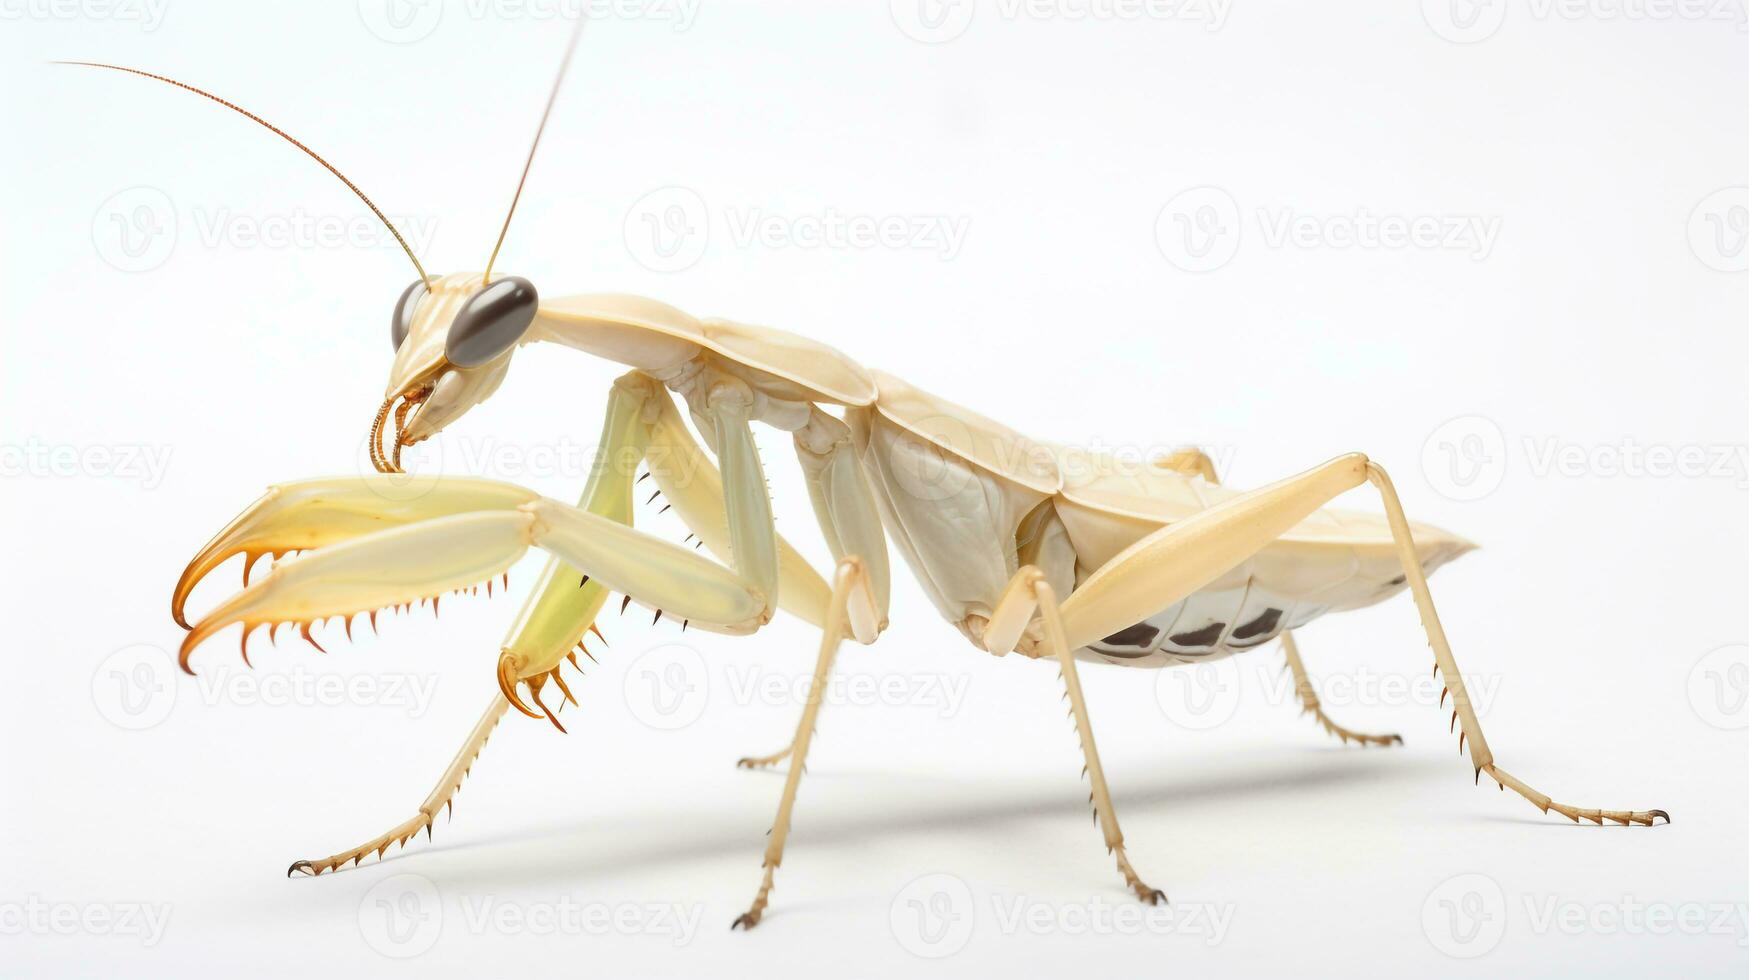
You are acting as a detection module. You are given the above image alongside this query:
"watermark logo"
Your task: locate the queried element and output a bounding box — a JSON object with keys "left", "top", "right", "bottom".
{"left": 91, "top": 644, "right": 178, "bottom": 731}
{"left": 1688, "top": 187, "right": 1749, "bottom": 273}
{"left": 622, "top": 187, "right": 971, "bottom": 272}
{"left": 355, "top": 428, "right": 448, "bottom": 504}
{"left": 1157, "top": 187, "right": 1500, "bottom": 271}
{"left": 1421, "top": 417, "right": 1749, "bottom": 501}
{"left": 1423, "top": 872, "right": 1507, "bottom": 957}
{"left": 890, "top": 872, "right": 976, "bottom": 958}
{"left": 358, "top": 0, "right": 444, "bottom": 42}
{"left": 1154, "top": 658, "right": 1242, "bottom": 730}
{"left": 92, "top": 186, "right": 176, "bottom": 273}
{"left": 883, "top": 416, "right": 981, "bottom": 503}
{"left": 890, "top": 0, "right": 977, "bottom": 42}
{"left": 1427, "top": 0, "right": 1749, "bottom": 43}
{"left": 1155, "top": 186, "right": 1241, "bottom": 273}
{"left": 623, "top": 642, "right": 710, "bottom": 730}
{"left": 1422, "top": 0, "right": 1508, "bottom": 43}
{"left": 1422, "top": 415, "right": 1508, "bottom": 502}
{"left": 359, "top": 873, "right": 443, "bottom": 958}
{"left": 1689, "top": 644, "right": 1749, "bottom": 730}
{"left": 623, "top": 186, "right": 711, "bottom": 273}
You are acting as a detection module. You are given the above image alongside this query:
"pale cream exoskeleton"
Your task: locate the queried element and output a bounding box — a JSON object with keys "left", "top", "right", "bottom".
{"left": 73, "top": 28, "right": 1668, "bottom": 932}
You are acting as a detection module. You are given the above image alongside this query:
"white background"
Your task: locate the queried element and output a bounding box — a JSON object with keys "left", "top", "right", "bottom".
{"left": 3, "top": 1, "right": 1748, "bottom": 976}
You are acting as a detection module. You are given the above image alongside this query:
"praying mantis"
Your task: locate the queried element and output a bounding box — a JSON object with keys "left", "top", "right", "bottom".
{"left": 69, "top": 24, "right": 1666, "bottom": 932}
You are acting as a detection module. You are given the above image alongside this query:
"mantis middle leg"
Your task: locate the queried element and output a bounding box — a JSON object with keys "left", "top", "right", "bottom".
{"left": 731, "top": 555, "right": 880, "bottom": 929}
{"left": 737, "top": 407, "right": 890, "bottom": 770}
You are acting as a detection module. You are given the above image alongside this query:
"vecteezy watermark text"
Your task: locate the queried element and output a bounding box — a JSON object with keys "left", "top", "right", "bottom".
{"left": 1, "top": 439, "right": 172, "bottom": 489}
{"left": 1422, "top": 872, "right": 1749, "bottom": 958}
{"left": 0, "top": 0, "right": 168, "bottom": 29}
{"left": 623, "top": 187, "right": 971, "bottom": 272}
{"left": 1422, "top": 415, "right": 1749, "bottom": 502}
{"left": 889, "top": 873, "right": 1234, "bottom": 958}
{"left": 1155, "top": 188, "right": 1501, "bottom": 273}
{"left": 889, "top": 0, "right": 1232, "bottom": 44}
{"left": 0, "top": 897, "right": 171, "bottom": 946}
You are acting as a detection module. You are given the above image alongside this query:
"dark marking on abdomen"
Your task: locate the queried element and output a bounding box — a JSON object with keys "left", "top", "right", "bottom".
{"left": 1230, "top": 608, "right": 1283, "bottom": 643}
{"left": 1168, "top": 622, "right": 1225, "bottom": 648}
{"left": 1101, "top": 622, "right": 1160, "bottom": 648}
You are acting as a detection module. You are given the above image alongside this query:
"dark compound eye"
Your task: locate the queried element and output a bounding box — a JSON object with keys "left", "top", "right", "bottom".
{"left": 391, "top": 277, "right": 431, "bottom": 350}
{"left": 446, "top": 276, "right": 538, "bottom": 368}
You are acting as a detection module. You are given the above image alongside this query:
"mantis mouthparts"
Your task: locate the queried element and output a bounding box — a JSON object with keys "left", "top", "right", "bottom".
{"left": 368, "top": 383, "right": 432, "bottom": 474}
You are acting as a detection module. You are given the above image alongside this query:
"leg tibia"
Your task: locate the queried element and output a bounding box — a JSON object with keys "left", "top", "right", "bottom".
{"left": 290, "top": 694, "right": 510, "bottom": 876}
{"left": 731, "top": 557, "right": 867, "bottom": 930}
{"left": 1035, "top": 578, "right": 1166, "bottom": 904}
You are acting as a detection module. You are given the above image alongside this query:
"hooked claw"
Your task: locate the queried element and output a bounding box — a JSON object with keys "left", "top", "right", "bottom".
{"left": 173, "top": 477, "right": 542, "bottom": 672}
{"left": 497, "top": 651, "right": 581, "bottom": 734}
{"left": 174, "top": 476, "right": 618, "bottom": 730}
{"left": 172, "top": 476, "right": 538, "bottom": 631}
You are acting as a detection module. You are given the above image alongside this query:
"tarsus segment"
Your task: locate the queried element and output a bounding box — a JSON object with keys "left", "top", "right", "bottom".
{"left": 289, "top": 693, "right": 512, "bottom": 876}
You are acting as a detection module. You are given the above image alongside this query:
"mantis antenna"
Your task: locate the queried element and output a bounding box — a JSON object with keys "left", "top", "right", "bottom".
{"left": 53, "top": 60, "right": 431, "bottom": 284}
{"left": 481, "top": 16, "right": 586, "bottom": 285}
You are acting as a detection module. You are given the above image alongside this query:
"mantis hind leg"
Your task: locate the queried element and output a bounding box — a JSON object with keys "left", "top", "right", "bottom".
{"left": 1158, "top": 453, "right": 1400, "bottom": 747}
{"left": 1279, "top": 631, "right": 1403, "bottom": 748}
{"left": 288, "top": 693, "right": 510, "bottom": 876}
{"left": 1056, "top": 454, "right": 1667, "bottom": 826}
{"left": 982, "top": 567, "right": 1167, "bottom": 904}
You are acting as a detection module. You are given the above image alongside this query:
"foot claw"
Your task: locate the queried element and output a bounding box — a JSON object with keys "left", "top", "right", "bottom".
{"left": 735, "top": 749, "right": 792, "bottom": 770}
{"left": 286, "top": 860, "right": 317, "bottom": 878}
{"left": 1308, "top": 708, "right": 1401, "bottom": 748}
{"left": 731, "top": 912, "right": 760, "bottom": 931}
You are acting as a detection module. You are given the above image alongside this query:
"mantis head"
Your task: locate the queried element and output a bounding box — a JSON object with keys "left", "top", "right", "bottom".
{"left": 374, "top": 271, "right": 539, "bottom": 470}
